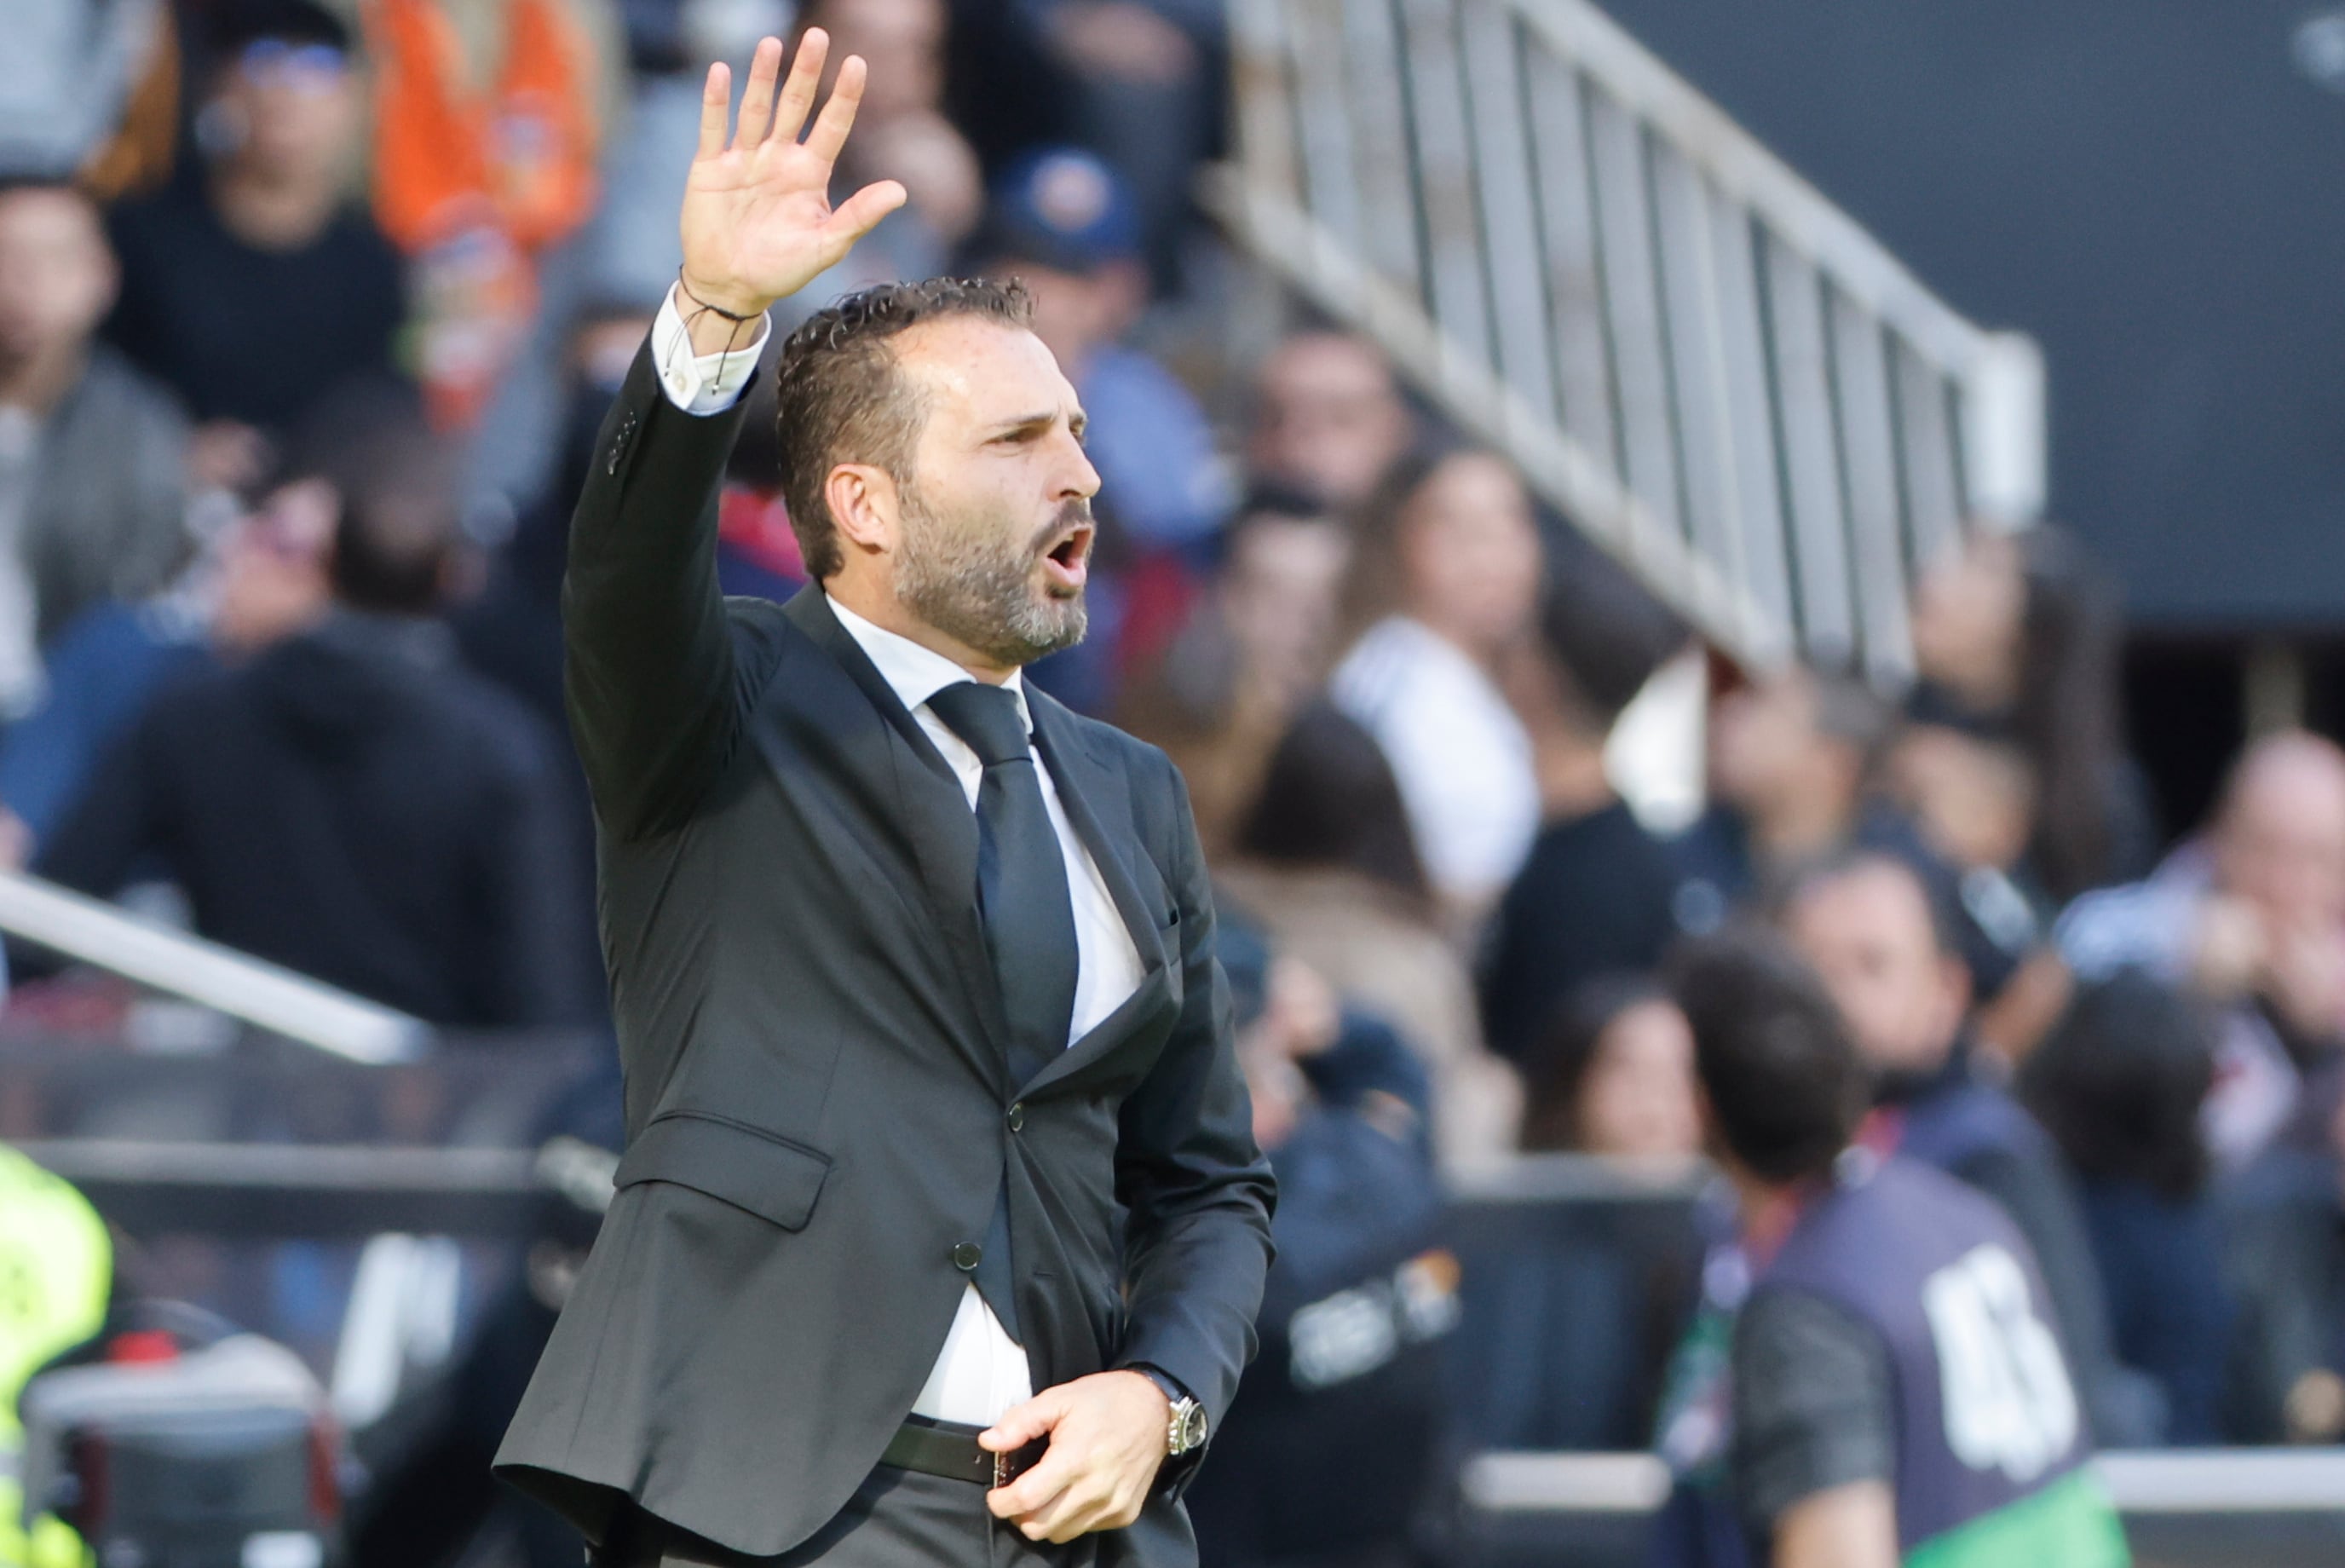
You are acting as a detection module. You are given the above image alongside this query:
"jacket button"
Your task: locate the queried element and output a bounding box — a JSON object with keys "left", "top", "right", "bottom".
{"left": 952, "top": 1242, "right": 982, "bottom": 1271}
{"left": 1007, "top": 1103, "right": 1025, "bottom": 1133}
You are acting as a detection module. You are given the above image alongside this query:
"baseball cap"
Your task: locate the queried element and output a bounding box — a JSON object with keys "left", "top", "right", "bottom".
{"left": 972, "top": 147, "right": 1138, "bottom": 276}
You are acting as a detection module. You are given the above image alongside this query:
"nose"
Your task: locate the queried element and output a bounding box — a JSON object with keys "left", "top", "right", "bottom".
{"left": 1056, "top": 428, "right": 1101, "bottom": 501}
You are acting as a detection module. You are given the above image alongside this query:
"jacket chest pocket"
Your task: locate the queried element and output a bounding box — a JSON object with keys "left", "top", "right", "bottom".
{"left": 614, "top": 1111, "right": 833, "bottom": 1231}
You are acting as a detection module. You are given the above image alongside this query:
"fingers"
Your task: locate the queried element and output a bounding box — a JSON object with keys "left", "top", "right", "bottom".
{"left": 770, "top": 27, "right": 831, "bottom": 148}
{"left": 734, "top": 35, "right": 785, "bottom": 149}
{"left": 696, "top": 62, "right": 730, "bottom": 159}
{"left": 980, "top": 1387, "right": 1065, "bottom": 1451}
{"left": 826, "top": 180, "right": 909, "bottom": 244}
{"left": 985, "top": 1450, "right": 1075, "bottom": 1519}
{"left": 802, "top": 52, "right": 868, "bottom": 164}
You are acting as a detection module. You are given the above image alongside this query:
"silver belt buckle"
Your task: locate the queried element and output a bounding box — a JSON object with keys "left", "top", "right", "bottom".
{"left": 993, "top": 1447, "right": 1011, "bottom": 1489}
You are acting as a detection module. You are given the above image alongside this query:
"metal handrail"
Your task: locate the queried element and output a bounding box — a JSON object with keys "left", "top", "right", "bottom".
{"left": 1461, "top": 1449, "right": 2345, "bottom": 1516}
{"left": 0, "top": 869, "right": 430, "bottom": 1064}
{"left": 1213, "top": 0, "right": 2047, "bottom": 679}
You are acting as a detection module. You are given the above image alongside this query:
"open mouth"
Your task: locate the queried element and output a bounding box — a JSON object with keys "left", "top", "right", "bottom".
{"left": 1040, "top": 522, "right": 1095, "bottom": 591}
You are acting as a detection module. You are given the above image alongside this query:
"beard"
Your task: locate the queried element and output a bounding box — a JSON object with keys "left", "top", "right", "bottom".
{"left": 894, "top": 481, "right": 1090, "bottom": 668}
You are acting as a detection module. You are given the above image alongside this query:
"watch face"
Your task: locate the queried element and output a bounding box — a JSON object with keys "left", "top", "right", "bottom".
{"left": 1174, "top": 1400, "right": 1208, "bottom": 1452}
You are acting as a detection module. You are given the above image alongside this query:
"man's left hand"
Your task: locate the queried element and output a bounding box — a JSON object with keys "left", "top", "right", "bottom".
{"left": 981, "top": 1370, "right": 1171, "bottom": 1542}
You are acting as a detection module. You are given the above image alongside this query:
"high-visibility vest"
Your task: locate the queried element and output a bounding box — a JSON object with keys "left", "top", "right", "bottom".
{"left": 0, "top": 1148, "right": 111, "bottom": 1568}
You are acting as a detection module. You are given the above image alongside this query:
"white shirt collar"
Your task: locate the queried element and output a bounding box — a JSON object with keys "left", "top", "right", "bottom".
{"left": 826, "top": 593, "right": 1032, "bottom": 735}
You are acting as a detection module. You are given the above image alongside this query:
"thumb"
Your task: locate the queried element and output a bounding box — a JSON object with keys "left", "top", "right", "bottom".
{"left": 826, "top": 180, "right": 909, "bottom": 245}
{"left": 980, "top": 1386, "right": 1069, "bottom": 1451}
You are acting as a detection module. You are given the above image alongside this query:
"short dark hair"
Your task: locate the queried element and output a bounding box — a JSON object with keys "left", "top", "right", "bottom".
{"left": 1668, "top": 926, "right": 1869, "bottom": 1183}
{"left": 1772, "top": 846, "right": 1964, "bottom": 960}
{"left": 2021, "top": 970, "right": 2214, "bottom": 1202}
{"left": 1233, "top": 700, "right": 1432, "bottom": 914}
{"left": 1539, "top": 552, "right": 1687, "bottom": 732}
{"left": 1520, "top": 972, "right": 1671, "bottom": 1152}
{"left": 770, "top": 277, "right": 1034, "bottom": 580}
{"left": 210, "top": 0, "right": 352, "bottom": 55}
{"left": 282, "top": 378, "right": 460, "bottom": 615}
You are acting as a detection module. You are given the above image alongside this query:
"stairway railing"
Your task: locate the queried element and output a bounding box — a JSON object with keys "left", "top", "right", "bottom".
{"left": 1208, "top": 0, "right": 2045, "bottom": 678}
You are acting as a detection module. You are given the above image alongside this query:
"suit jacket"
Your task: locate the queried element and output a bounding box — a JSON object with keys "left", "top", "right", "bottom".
{"left": 493, "top": 343, "right": 1277, "bottom": 1562}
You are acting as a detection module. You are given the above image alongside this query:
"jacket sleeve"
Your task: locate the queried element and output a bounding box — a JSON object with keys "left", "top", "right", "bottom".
{"left": 1113, "top": 757, "right": 1277, "bottom": 1473}
{"left": 562, "top": 337, "right": 765, "bottom": 842}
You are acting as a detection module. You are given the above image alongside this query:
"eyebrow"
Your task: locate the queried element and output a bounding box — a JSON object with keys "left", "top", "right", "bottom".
{"left": 986, "top": 408, "right": 1089, "bottom": 441}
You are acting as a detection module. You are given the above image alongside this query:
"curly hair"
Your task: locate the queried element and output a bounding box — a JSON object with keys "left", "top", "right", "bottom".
{"left": 770, "top": 276, "right": 1034, "bottom": 579}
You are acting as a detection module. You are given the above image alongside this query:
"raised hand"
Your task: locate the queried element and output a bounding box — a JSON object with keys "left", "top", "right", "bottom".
{"left": 677, "top": 30, "right": 907, "bottom": 326}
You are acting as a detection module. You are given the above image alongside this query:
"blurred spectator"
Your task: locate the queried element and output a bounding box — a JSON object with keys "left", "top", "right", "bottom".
{"left": 0, "top": 469, "right": 334, "bottom": 857}
{"left": 1119, "top": 489, "right": 1349, "bottom": 855}
{"left": 1909, "top": 524, "right": 2152, "bottom": 903}
{"left": 1780, "top": 850, "right": 2143, "bottom": 1445}
{"left": 1219, "top": 701, "right": 1518, "bottom": 1165}
{"left": 1670, "top": 664, "right": 1896, "bottom": 937}
{"left": 36, "top": 383, "right": 596, "bottom": 1029}
{"left": 2023, "top": 971, "right": 2233, "bottom": 1444}
{"left": 775, "top": 0, "right": 982, "bottom": 319}
{"left": 2, "top": 0, "right": 176, "bottom": 190}
{"left": 1245, "top": 330, "right": 1414, "bottom": 514}
{"left": 2222, "top": 1074, "right": 2345, "bottom": 1444}
{"left": 1186, "top": 922, "right": 1451, "bottom": 1568}
{"left": 1481, "top": 565, "right": 1687, "bottom": 1063}
{"left": 2060, "top": 730, "right": 2345, "bottom": 1172}
{"left": 0, "top": 176, "right": 190, "bottom": 715}
{"left": 1518, "top": 975, "right": 1700, "bottom": 1162}
{"left": 1667, "top": 928, "right": 2126, "bottom": 1568}
{"left": 367, "top": 0, "right": 614, "bottom": 430}
{"left": 1329, "top": 447, "right": 1543, "bottom": 921}
{"left": 105, "top": 0, "right": 405, "bottom": 444}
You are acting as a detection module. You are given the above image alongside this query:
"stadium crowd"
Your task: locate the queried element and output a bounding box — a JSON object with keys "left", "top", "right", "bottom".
{"left": 6, "top": 1, "right": 2345, "bottom": 1565}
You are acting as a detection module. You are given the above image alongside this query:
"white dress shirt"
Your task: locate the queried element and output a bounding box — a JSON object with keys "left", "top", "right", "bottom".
{"left": 652, "top": 288, "right": 1145, "bottom": 1424}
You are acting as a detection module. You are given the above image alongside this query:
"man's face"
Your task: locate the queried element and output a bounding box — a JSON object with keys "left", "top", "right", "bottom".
{"left": 0, "top": 187, "right": 115, "bottom": 366}
{"left": 1783, "top": 862, "right": 1968, "bottom": 1077}
{"left": 888, "top": 316, "right": 1100, "bottom": 668}
{"left": 213, "top": 38, "right": 361, "bottom": 185}
{"left": 1708, "top": 671, "right": 1821, "bottom": 808}
{"left": 1247, "top": 334, "right": 1411, "bottom": 510}
{"left": 2217, "top": 745, "right": 2345, "bottom": 936}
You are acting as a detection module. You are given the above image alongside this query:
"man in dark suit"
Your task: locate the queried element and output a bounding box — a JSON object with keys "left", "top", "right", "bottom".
{"left": 492, "top": 30, "right": 1276, "bottom": 1568}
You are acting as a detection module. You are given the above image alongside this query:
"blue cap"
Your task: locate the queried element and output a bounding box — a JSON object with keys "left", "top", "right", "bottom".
{"left": 976, "top": 147, "right": 1139, "bottom": 275}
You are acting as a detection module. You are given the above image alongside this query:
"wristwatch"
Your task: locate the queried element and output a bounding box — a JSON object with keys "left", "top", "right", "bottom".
{"left": 1130, "top": 1365, "right": 1208, "bottom": 1456}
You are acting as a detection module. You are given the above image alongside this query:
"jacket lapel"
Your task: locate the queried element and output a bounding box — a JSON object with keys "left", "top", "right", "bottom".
{"left": 1023, "top": 690, "right": 1178, "bottom": 1097}
{"left": 778, "top": 590, "right": 1011, "bottom": 1088}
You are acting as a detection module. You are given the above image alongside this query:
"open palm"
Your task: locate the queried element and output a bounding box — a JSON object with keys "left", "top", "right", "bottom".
{"left": 679, "top": 30, "right": 907, "bottom": 317}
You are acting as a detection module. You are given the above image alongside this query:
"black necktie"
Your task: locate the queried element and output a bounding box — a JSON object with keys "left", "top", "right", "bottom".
{"left": 925, "top": 681, "right": 1080, "bottom": 1344}
{"left": 925, "top": 681, "right": 1079, "bottom": 1089}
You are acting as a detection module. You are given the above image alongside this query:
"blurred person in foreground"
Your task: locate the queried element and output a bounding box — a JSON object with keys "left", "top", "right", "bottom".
{"left": 1329, "top": 447, "right": 1545, "bottom": 924}
{"left": 34, "top": 383, "right": 596, "bottom": 1029}
{"left": 1219, "top": 702, "right": 1516, "bottom": 1164}
{"left": 2060, "top": 730, "right": 2345, "bottom": 1173}
{"left": 1481, "top": 559, "right": 1690, "bottom": 1064}
{"left": 0, "top": 176, "right": 190, "bottom": 715}
{"left": 1517, "top": 975, "right": 1701, "bottom": 1162}
{"left": 1244, "top": 330, "right": 1415, "bottom": 515}
{"left": 1779, "top": 850, "right": 2140, "bottom": 1446}
{"left": 1118, "top": 489, "right": 1350, "bottom": 856}
{"left": 105, "top": 0, "right": 405, "bottom": 454}
{"left": 1184, "top": 922, "right": 1452, "bottom": 1568}
{"left": 2021, "top": 972, "right": 2233, "bottom": 1444}
{"left": 1660, "top": 928, "right": 2128, "bottom": 1568}
{"left": 492, "top": 32, "right": 1272, "bottom": 1565}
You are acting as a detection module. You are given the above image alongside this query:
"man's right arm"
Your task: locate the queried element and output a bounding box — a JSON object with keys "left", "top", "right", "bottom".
{"left": 1732, "top": 1288, "right": 1898, "bottom": 1568}
{"left": 563, "top": 28, "right": 903, "bottom": 839}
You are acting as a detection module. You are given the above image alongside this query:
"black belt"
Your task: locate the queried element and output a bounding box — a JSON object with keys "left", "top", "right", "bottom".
{"left": 881, "top": 1415, "right": 1049, "bottom": 1489}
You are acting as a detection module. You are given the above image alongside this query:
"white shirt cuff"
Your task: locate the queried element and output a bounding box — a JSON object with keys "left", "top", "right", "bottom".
{"left": 650, "top": 283, "right": 773, "bottom": 415}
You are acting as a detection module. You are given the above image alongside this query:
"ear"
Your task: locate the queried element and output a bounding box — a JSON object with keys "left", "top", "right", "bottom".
{"left": 826, "top": 463, "right": 900, "bottom": 557}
